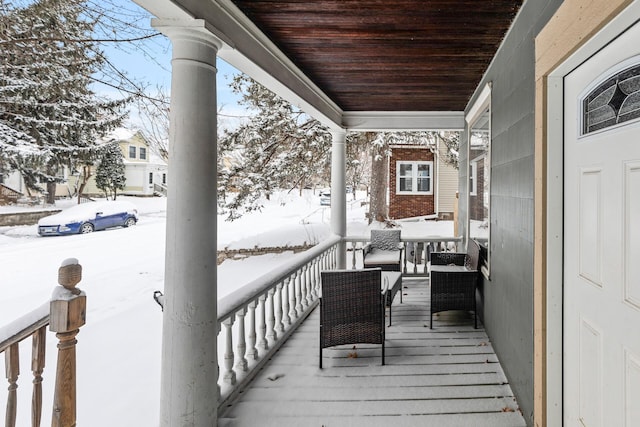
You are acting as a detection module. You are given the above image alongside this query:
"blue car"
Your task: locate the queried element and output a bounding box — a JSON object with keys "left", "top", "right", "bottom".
{"left": 38, "top": 200, "right": 138, "bottom": 236}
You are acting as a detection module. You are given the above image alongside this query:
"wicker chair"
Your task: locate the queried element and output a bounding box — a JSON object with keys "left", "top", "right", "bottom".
{"left": 429, "top": 239, "right": 480, "bottom": 328}
{"left": 319, "top": 269, "right": 387, "bottom": 368}
{"left": 362, "top": 229, "right": 403, "bottom": 271}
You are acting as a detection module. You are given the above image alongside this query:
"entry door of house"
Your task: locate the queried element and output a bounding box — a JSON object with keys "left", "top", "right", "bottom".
{"left": 564, "top": 21, "right": 640, "bottom": 427}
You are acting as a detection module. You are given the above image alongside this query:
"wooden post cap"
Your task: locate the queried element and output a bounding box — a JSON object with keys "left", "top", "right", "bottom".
{"left": 58, "top": 258, "right": 82, "bottom": 295}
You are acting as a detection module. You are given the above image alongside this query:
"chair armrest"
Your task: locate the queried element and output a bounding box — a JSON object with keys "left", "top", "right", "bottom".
{"left": 430, "top": 252, "right": 466, "bottom": 266}
{"left": 362, "top": 243, "right": 372, "bottom": 255}
{"left": 381, "top": 275, "right": 389, "bottom": 295}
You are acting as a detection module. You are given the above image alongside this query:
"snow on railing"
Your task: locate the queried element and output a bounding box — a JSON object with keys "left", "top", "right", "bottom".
{"left": 0, "top": 259, "right": 85, "bottom": 427}
{"left": 216, "top": 235, "right": 341, "bottom": 411}
{"left": 344, "top": 235, "right": 463, "bottom": 275}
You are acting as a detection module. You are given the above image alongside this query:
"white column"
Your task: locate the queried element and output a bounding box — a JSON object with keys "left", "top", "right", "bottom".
{"left": 330, "top": 129, "right": 347, "bottom": 269}
{"left": 153, "top": 19, "right": 221, "bottom": 427}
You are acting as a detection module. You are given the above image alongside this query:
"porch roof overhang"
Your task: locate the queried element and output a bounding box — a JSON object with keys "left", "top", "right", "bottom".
{"left": 135, "top": 0, "right": 523, "bottom": 131}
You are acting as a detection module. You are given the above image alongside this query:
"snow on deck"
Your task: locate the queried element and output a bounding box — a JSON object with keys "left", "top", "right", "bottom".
{"left": 219, "top": 277, "right": 526, "bottom": 427}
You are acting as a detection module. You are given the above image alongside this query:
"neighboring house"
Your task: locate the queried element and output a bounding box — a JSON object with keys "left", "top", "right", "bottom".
{"left": 388, "top": 144, "right": 457, "bottom": 220}
{"left": 1, "top": 129, "right": 168, "bottom": 201}
{"left": 67, "top": 129, "right": 168, "bottom": 197}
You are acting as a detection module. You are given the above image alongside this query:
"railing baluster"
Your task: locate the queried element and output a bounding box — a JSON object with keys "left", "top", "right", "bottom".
{"left": 246, "top": 300, "right": 258, "bottom": 361}
{"left": 422, "top": 241, "right": 428, "bottom": 275}
{"left": 300, "top": 264, "right": 309, "bottom": 311}
{"left": 402, "top": 242, "right": 408, "bottom": 273}
{"left": 305, "top": 265, "right": 313, "bottom": 307}
{"left": 266, "top": 288, "right": 278, "bottom": 343}
{"left": 275, "top": 283, "right": 285, "bottom": 334}
{"left": 314, "top": 257, "right": 321, "bottom": 298}
{"left": 295, "top": 269, "right": 303, "bottom": 315}
{"left": 258, "top": 294, "right": 269, "bottom": 351}
{"left": 5, "top": 342, "right": 19, "bottom": 427}
{"left": 413, "top": 242, "right": 418, "bottom": 274}
{"left": 31, "top": 326, "right": 46, "bottom": 427}
{"left": 222, "top": 318, "right": 236, "bottom": 385}
{"left": 281, "top": 277, "right": 291, "bottom": 327}
{"left": 290, "top": 271, "right": 299, "bottom": 320}
{"left": 235, "top": 309, "right": 248, "bottom": 373}
{"left": 351, "top": 242, "right": 357, "bottom": 269}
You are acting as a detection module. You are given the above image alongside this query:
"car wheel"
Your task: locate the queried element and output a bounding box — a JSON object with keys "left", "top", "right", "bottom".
{"left": 124, "top": 217, "right": 136, "bottom": 227}
{"left": 80, "top": 223, "right": 94, "bottom": 234}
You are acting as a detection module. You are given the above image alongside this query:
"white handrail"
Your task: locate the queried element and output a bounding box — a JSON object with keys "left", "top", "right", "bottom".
{"left": 217, "top": 235, "right": 340, "bottom": 412}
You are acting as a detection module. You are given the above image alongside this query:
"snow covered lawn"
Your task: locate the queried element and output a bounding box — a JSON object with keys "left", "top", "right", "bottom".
{"left": 0, "top": 191, "right": 453, "bottom": 426}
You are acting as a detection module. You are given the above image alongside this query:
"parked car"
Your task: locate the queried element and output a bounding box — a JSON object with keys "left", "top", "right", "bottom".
{"left": 38, "top": 200, "right": 138, "bottom": 236}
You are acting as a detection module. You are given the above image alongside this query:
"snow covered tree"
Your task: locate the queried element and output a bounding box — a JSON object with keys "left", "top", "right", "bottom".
{"left": 95, "top": 141, "right": 125, "bottom": 200}
{"left": 0, "top": 0, "right": 140, "bottom": 203}
{"left": 218, "top": 74, "right": 332, "bottom": 220}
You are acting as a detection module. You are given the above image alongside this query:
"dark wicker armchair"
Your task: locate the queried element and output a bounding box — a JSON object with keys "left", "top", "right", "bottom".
{"left": 319, "top": 269, "right": 387, "bottom": 368}
{"left": 362, "top": 229, "right": 403, "bottom": 271}
{"left": 429, "top": 239, "right": 480, "bottom": 328}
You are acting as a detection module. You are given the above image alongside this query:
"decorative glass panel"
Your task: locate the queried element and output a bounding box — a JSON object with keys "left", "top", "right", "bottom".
{"left": 583, "top": 64, "right": 640, "bottom": 134}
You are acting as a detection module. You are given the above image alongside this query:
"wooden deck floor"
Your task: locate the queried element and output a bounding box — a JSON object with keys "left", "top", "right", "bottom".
{"left": 219, "top": 277, "right": 526, "bottom": 427}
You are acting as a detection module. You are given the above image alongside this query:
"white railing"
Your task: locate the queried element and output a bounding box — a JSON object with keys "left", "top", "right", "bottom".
{"left": 344, "top": 235, "right": 463, "bottom": 276}
{"left": 215, "top": 234, "right": 460, "bottom": 411}
{"left": 216, "top": 235, "right": 340, "bottom": 410}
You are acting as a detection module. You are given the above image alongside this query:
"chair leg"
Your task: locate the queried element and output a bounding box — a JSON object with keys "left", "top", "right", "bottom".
{"left": 430, "top": 311, "right": 433, "bottom": 329}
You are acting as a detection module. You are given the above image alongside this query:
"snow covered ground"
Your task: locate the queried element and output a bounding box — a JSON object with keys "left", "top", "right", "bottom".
{"left": 0, "top": 191, "right": 453, "bottom": 426}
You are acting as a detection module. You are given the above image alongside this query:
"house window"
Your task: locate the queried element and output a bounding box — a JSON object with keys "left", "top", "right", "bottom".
{"left": 139, "top": 147, "right": 147, "bottom": 160}
{"left": 583, "top": 62, "right": 640, "bottom": 134}
{"left": 149, "top": 172, "right": 153, "bottom": 184}
{"left": 466, "top": 83, "right": 491, "bottom": 279}
{"left": 396, "top": 161, "right": 433, "bottom": 194}
{"left": 129, "top": 146, "right": 136, "bottom": 159}
{"left": 162, "top": 173, "right": 166, "bottom": 184}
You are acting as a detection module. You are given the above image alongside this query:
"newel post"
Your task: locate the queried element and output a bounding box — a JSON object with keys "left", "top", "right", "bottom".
{"left": 50, "top": 258, "right": 86, "bottom": 427}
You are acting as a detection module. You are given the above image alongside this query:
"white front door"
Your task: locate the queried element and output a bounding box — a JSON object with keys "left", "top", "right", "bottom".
{"left": 564, "top": 21, "right": 640, "bottom": 427}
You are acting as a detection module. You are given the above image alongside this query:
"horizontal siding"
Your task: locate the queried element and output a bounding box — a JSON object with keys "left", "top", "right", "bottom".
{"left": 438, "top": 143, "right": 458, "bottom": 213}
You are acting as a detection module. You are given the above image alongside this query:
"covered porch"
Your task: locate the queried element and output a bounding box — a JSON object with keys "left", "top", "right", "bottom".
{"left": 219, "top": 276, "right": 525, "bottom": 427}
{"left": 129, "top": 0, "right": 535, "bottom": 426}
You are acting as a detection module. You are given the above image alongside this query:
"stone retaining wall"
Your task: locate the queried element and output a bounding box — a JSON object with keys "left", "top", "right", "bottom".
{"left": 0, "top": 211, "right": 60, "bottom": 227}
{"left": 217, "top": 243, "right": 315, "bottom": 265}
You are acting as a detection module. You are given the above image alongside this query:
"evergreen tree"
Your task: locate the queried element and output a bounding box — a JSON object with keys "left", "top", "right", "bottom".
{"left": 0, "top": 0, "right": 128, "bottom": 203}
{"left": 95, "top": 142, "right": 125, "bottom": 200}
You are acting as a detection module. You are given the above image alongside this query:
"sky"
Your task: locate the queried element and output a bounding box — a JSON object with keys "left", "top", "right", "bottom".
{"left": 95, "top": 0, "right": 248, "bottom": 130}
{"left": 0, "top": 191, "right": 454, "bottom": 426}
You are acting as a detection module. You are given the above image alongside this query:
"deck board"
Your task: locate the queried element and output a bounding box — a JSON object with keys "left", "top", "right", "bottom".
{"left": 219, "top": 277, "right": 526, "bottom": 426}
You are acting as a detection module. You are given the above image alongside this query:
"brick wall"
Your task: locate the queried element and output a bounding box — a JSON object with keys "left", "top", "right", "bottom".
{"left": 388, "top": 147, "right": 435, "bottom": 219}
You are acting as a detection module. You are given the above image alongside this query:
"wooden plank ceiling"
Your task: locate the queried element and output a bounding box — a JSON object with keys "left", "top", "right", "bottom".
{"left": 230, "top": 0, "right": 523, "bottom": 112}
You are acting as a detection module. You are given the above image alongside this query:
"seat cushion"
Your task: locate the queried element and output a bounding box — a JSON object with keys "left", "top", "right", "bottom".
{"left": 364, "top": 249, "right": 400, "bottom": 265}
